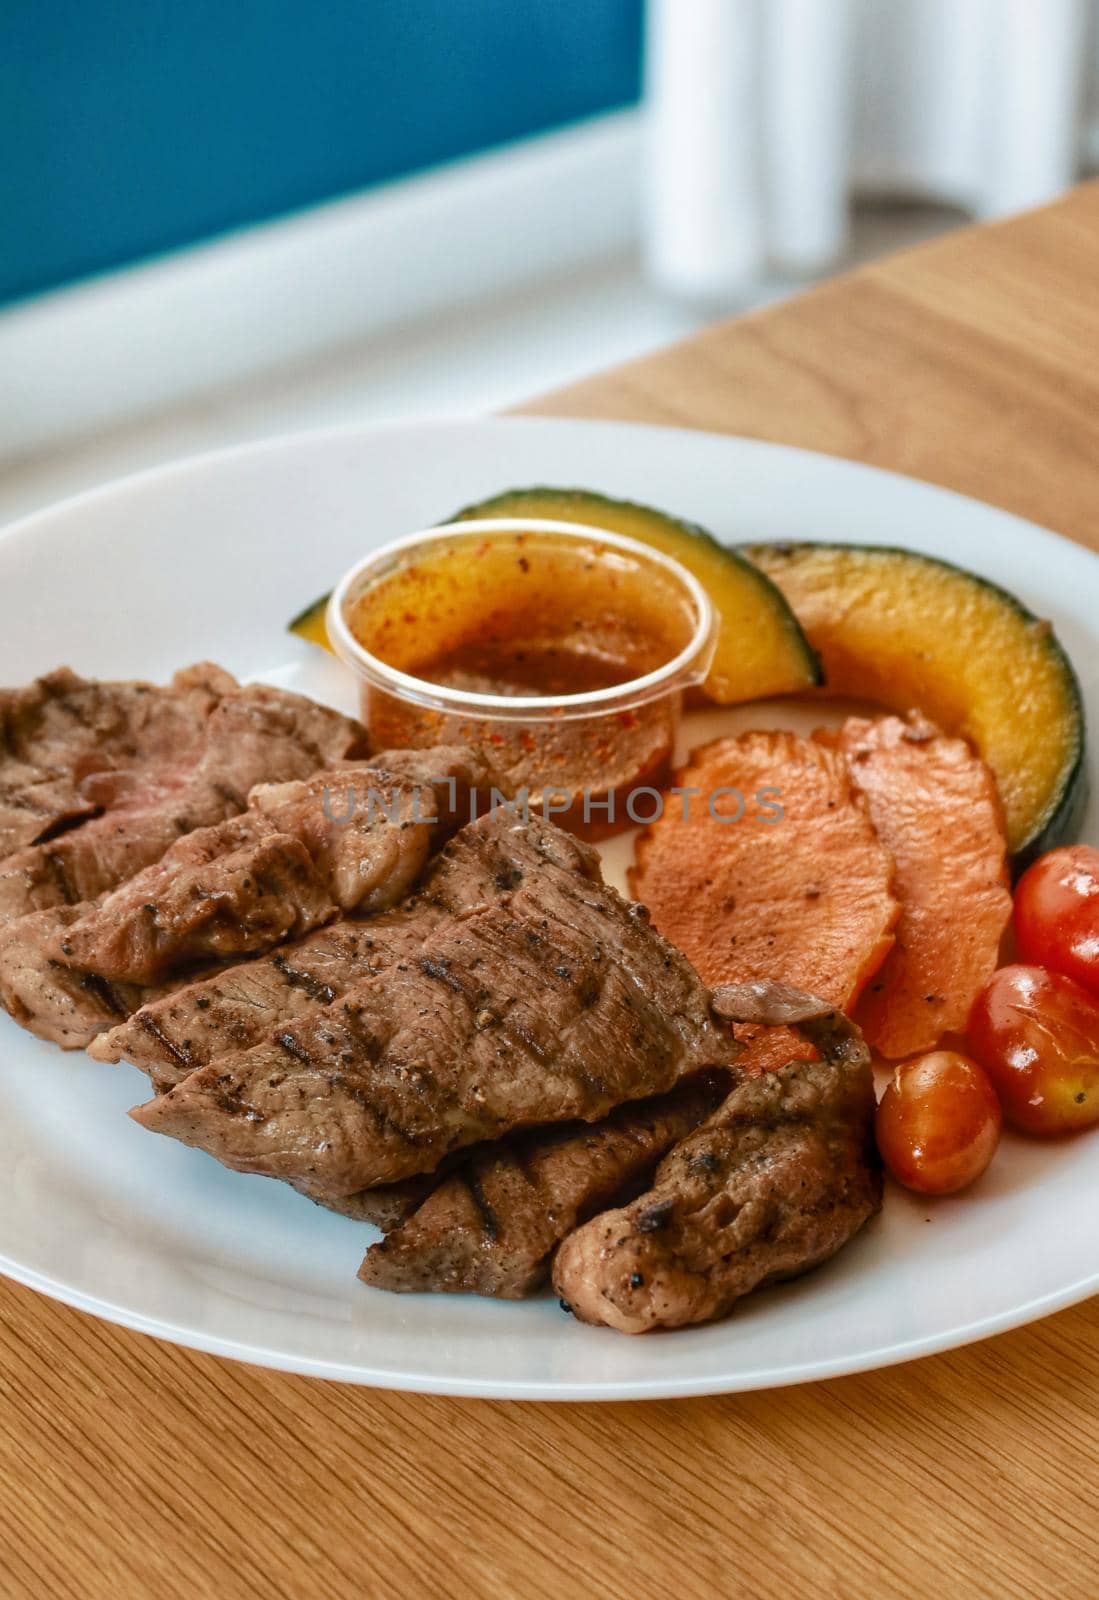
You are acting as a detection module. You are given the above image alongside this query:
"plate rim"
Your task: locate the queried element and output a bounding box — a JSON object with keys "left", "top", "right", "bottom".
{"left": 3, "top": 1245, "right": 1098, "bottom": 1400}
{"left": 4, "top": 409, "right": 1099, "bottom": 560}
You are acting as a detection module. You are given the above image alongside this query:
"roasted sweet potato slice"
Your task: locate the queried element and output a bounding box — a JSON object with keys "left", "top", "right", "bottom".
{"left": 820, "top": 713, "right": 1012, "bottom": 1059}
{"left": 628, "top": 731, "right": 899, "bottom": 1073}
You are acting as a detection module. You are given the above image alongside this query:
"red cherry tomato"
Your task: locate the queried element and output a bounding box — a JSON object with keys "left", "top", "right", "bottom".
{"left": 1014, "top": 845, "right": 1099, "bottom": 996}
{"left": 967, "top": 964, "right": 1099, "bottom": 1136}
{"left": 875, "top": 1050, "right": 1002, "bottom": 1195}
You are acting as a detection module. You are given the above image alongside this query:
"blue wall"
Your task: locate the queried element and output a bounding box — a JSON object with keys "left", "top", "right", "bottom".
{"left": 0, "top": 1, "right": 642, "bottom": 307}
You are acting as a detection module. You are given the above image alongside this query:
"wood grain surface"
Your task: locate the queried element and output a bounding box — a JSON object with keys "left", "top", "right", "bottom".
{"left": 524, "top": 182, "right": 1099, "bottom": 556}
{"left": 4, "top": 185, "right": 1099, "bottom": 1600}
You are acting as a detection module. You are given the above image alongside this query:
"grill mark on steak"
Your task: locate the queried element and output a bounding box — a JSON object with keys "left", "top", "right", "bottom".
{"left": 77, "top": 970, "right": 131, "bottom": 1020}
{"left": 30, "top": 806, "right": 106, "bottom": 848}
{"left": 359, "top": 1072, "right": 730, "bottom": 1299}
{"left": 58, "top": 750, "right": 488, "bottom": 988}
{"left": 552, "top": 982, "right": 882, "bottom": 1333}
{"left": 128, "top": 813, "right": 739, "bottom": 1193}
{"left": 136, "top": 1010, "right": 196, "bottom": 1073}
{"left": 89, "top": 803, "right": 519, "bottom": 1084}
{"left": 417, "top": 954, "right": 468, "bottom": 995}
{"left": 465, "top": 1170, "right": 500, "bottom": 1242}
{"left": 89, "top": 907, "right": 440, "bottom": 1085}
{"left": 44, "top": 849, "right": 78, "bottom": 906}
{"left": 276, "top": 1031, "right": 314, "bottom": 1066}
{"left": 270, "top": 952, "right": 336, "bottom": 1005}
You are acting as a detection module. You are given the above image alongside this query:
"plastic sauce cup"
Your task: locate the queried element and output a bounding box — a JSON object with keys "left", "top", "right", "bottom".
{"left": 327, "top": 518, "right": 717, "bottom": 837}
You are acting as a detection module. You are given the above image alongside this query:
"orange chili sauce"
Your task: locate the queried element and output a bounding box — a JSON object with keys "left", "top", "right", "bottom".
{"left": 346, "top": 530, "right": 698, "bottom": 838}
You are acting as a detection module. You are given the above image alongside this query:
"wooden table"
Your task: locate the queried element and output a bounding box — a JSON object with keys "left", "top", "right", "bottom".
{"left": 4, "top": 185, "right": 1099, "bottom": 1600}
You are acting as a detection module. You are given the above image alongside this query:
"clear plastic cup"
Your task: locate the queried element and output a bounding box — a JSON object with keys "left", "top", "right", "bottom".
{"left": 326, "top": 518, "right": 717, "bottom": 837}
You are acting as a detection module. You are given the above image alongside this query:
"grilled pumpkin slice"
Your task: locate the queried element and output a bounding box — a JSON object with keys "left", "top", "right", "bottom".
{"left": 287, "top": 594, "right": 332, "bottom": 651}
{"left": 745, "top": 541, "right": 1087, "bottom": 869}
{"left": 450, "top": 488, "right": 820, "bottom": 704}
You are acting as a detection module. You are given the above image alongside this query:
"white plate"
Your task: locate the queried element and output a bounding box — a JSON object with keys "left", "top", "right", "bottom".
{"left": 1, "top": 417, "right": 1096, "bottom": 1400}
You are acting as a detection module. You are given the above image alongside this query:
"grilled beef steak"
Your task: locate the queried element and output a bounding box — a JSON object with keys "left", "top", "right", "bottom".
{"left": 90, "top": 767, "right": 498, "bottom": 1083}
{"left": 0, "top": 677, "right": 369, "bottom": 1045}
{"left": 552, "top": 982, "right": 882, "bottom": 1333}
{"left": 247, "top": 743, "right": 490, "bottom": 903}
{"left": 60, "top": 816, "right": 336, "bottom": 985}
{"left": 130, "top": 813, "right": 739, "bottom": 1192}
{"left": 0, "top": 679, "right": 366, "bottom": 925}
{"left": 359, "top": 1073, "right": 729, "bottom": 1298}
{"left": 0, "top": 662, "right": 883, "bottom": 1341}
{"left": 290, "top": 1170, "right": 445, "bottom": 1230}
{"left": 0, "top": 906, "right": 200, "bottom": 1049}
{"left": 0, "top": 663, "right": 236, "bottom": 861}
{"left": 57, "top": 751, "right": 488, "bottom": 988}
{"left": 0, "top": 742, "right": 479, "bottom": 1043}
{"left": 89, "top": 907, "right": 437, "bottom": 1086}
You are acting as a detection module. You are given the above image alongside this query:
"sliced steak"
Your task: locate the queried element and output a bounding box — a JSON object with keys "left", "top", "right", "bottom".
{"left": 359, "top": 1073, "right": 729, "bottom": 1298}
{"left": 60, "top": 752, "right": 488, "bottom": 988}
{"left": 0, "top": 681, "right": 366, "bottom": 1045}
{"left": 130, "top": 813, "right": 738, "bottom": 1193}
{"left": 290, "top": 1171, "right": 443, "bottom": 1230}
{"left": 89, "top": 907, "right": 439, "bottom": 1087}
{"left": 0, "top": 681, "right": 366, "bottom": 925}
{"left": 0, "top": 663, "right": 235, "bottom": 861}
{"left": 552, "top": 982, "right": 882, "bottom": 1333}
{"left": 245, "top": 745, "right": 494, "bottom": 910}
{"left": 0, "top": 907, "right": 197, "bottom": 1049}
{"left": 334, "top": 744, "right": 492, "bottom": 838}
{"left": 248, "top": 765, "right": 438, "bottom": 915}
{"left": 61, "top": 817, "right": 335, "bottom": 985}
{"left": 89, "top": 775, "right": 509, "bottom": 1084}
{"left": 1, "top": 745, "right": 484, "bottom": 1050}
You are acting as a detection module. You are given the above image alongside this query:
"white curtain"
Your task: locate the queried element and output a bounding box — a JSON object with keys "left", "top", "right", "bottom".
{"left": 644, "top": 0, "right": 1099, "bottom": 296}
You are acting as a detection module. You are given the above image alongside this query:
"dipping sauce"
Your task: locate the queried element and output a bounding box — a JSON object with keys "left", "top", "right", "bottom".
{"left": 327, "top": 519, "right": 716, "bottom": 837}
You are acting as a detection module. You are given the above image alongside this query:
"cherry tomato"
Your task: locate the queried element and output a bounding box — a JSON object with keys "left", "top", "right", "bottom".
{"left": 967, "top": 963, "right": 1099, "bottom": 1136}
{"left": 875, "top": 1050, "right": 1002, "bottom": 1195}
{"left": 1014, "top": 845, "right": 1099, "bottom": 996}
